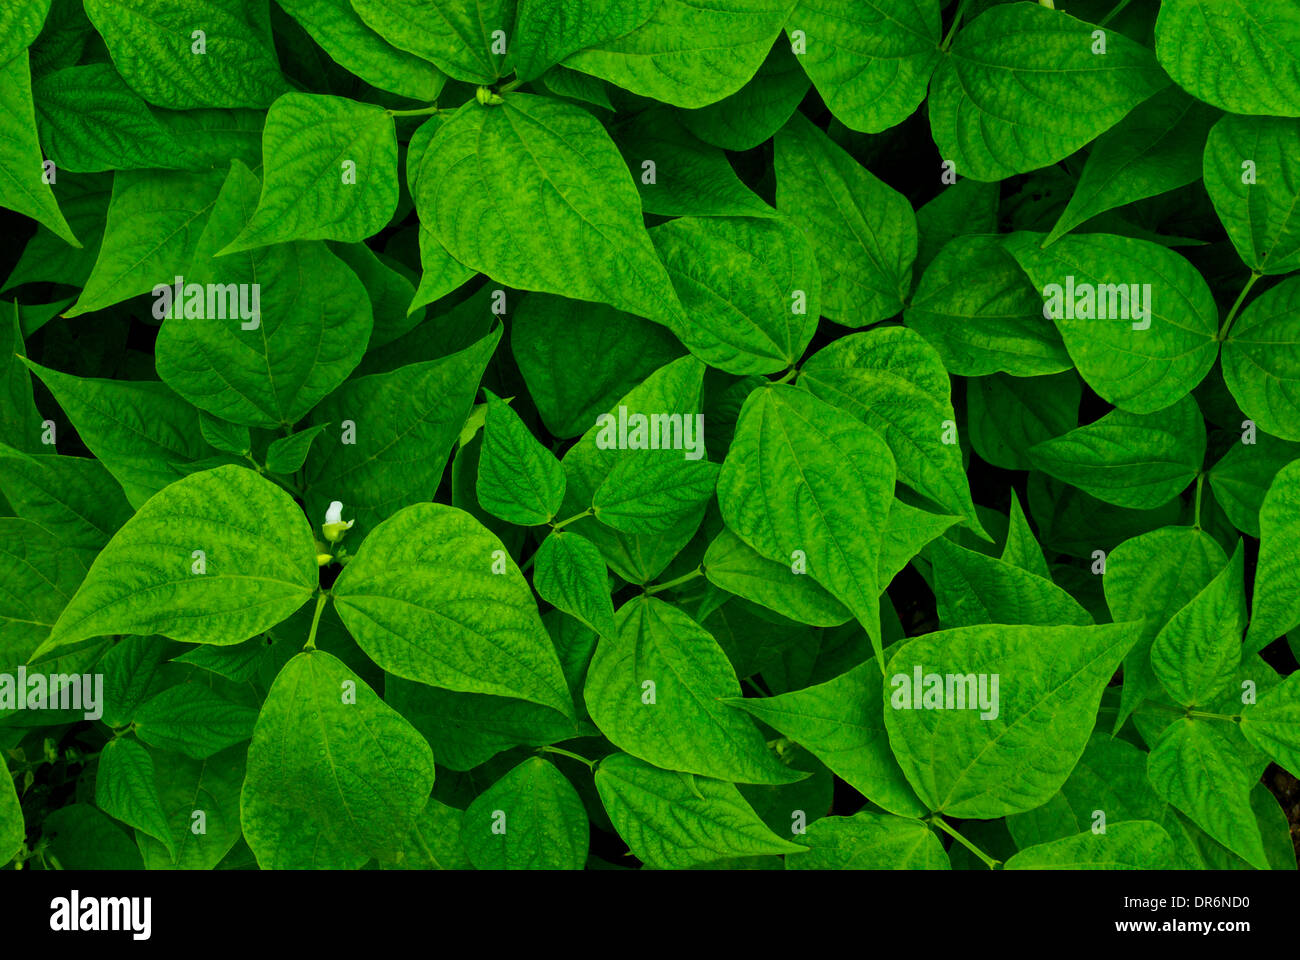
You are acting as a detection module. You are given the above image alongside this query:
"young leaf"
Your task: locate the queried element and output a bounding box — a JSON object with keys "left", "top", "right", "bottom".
{"left": 241, "top": 650, "right": 436, "bottom": 868}
{"left": 350, "top": 0, "right": 513, "bottom": 84}
{"left": 719, "top": 384, "right": 896, "bottom": 660}
{"left": 1147, "top": 719, "right": 1269, "bottom": 871}
{"left": 928, "top": 537, "right": 1092, "bottom": 629}
{"left": 775, "top": 112, "right": 915, "bottom": 326}
{"left": 883, "top": 621, "right": 1141, "bottom": 819}
{"left": 332, "top": 502, "right": 575, "bottom": 716}
{"left": 725, "top": 657, "right": 926, "bottom": 817}
{"left": 95, "top": 737, "right": 175, "bottom": 858}
{"left": 1241, "top": 673, "right": 1300, "bottom": 780}
{"left": 585, "top": 597, "right": 805, "bottom": 785}
{"left": 967, "top": 372, "right": 1080, "bottom": 472}
{"left": 592, "top": 456, "right": 718, "bottom": 536}
{"left": 800, "top": 326, "right": 984, "bottom": 534}
{"left": 461, "top": 757, "right": 589, "bottom": 870}
{"left": 1208, "top": 432, "right": 1300, "bottom": 539}
{"left": 1245, "top": 460, "right": 1300, "bottom": 654}
{"left": 136, "top": 745, "right": 245, "bottom": 870}
{"left": 0, "top": 449, "right": 132, "bottom": 561}
{"left": 593, "top": 752, "right": 805, "bottom": 869}
{"left": 1205, "top": 115, "right": 1300, "bottom": 276}
{"left": 417, "top": 95, "right": 683, "bottom": 329}
{"left": 37, "top": 465, "right": 317, "bottom": 656}
{"left": 785, "top": 810, "right": 948, "bottom": 870}
{"left": 0, "top": 0, "right": 51, "bottom": 67}
{"left": 678, "top": 42, "right": 808, "bottom": 151}
{"left": 83, "top": 0, "right": 288, "bottom": 109}
{"left": 1001, "top": 491, "right": 1051, "bottom": 581}
{"left": 1221, "top": 276, "right": 1300, "bottom": 442}
{"left": 265, "top": 424, "right": 329, "bottom": 476}
{"left": 510, "top": 0, "right": 660, "bottom": 82}
{"left": 2, "top": 754, "right": 25, "bottom": 864}
{"left": 1027, "top": 395, "right": 1206, "bottom": 511}
{"left": 532, "top": 531, "right": 617, "bottom": 639}
{"left": 1155, "top": 0, "right": 1300, "bottom": 118}
{"left": 928, "top": 3, "right": 1168, "bottom": 181}
{"left": 1003, "top": 821, "right": 1173, "bottom": 870}
{"left": 703, "top": 527, "right": 851, "bottom": 628}
{"left": 477, "top": 393, "right": 566, "bottom": 526}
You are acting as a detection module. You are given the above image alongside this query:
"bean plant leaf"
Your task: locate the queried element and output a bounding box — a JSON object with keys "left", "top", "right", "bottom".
{"left": 1246, "top": 460, "right": 1300, "bottom": 655}
{"left": 461, "top": 757, "right": 589, "bottom": 870}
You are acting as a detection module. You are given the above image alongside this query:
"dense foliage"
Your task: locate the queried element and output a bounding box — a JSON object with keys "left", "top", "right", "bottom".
{"left": 2, "top": 0, "right": 1299, "bottom": 872}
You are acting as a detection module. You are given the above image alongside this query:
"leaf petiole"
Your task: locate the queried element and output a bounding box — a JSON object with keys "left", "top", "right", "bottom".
{"left": 644, "top": 565, "right": 704, "bottom": 595}
{"left": 304, "top": 592, "right": 330, "bottom": 650}
{"left": 1218, "top": 271, "right": 1261, "bottom": 341}
{"left": 550, "top": 508, "right": 593, "bottom": 532}
{"left": 539, "top": 745, "right": 595, "bottom": 769}
{"left": 928, "top": 815, "right": 1001, "bottom": 869}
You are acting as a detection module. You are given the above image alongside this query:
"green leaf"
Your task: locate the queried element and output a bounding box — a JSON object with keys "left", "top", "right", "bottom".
{"left": 800, "top": 326, "right": 983, "bottom": 534}
{"left": 1150, "top": 541, "right": 1245, "bottom": 708}
{"left": 0, "top": 52, "right": 78, "bottom": 247}
{"left": 33, "top": 63, "right": 188, "bottom": 173}
{"left": 726, "top": 657, "right": 925, "bottom": 817}
{"left": 99, "top": 636, "right": 166, "bottom": 728}
{"left": 1001, "top": 490, "right": 1051, "bottom": 581}
{"left": 905, "top": 236, "right": 1071, "bottom": 377}
{"left": 914, "top": 178, "right": 998, "bottom": 274}
{"left": 386, "top": 674, "right": 586, "bottom": 771}
{"left": 618, "top": 110, "right": 776, "bottom": 220}
{"left": 328, "top": 240, "right": 424, "bottom": 348}
{"left": 556, "top": 355, "right": 706, "bottom": 584}
{"left": 0, "top": 0, "right": 51, "bottom": 67}
{"left": 592, "top": 456, "right": 717, "bottom": 536}
{"left": 1246, "top": 460, "right": 1300, "bottom": 654}
{"left": 332, "top": 502, "right": 574, "bottom": 716}
{"left": 1047, "top": 87, "right": 1217, "bottom": 246}
{"left": 789, "top": 0, "right": 941, "bottom": 134}
{"left": 1155, "top": 0, "right": 1300, "bottom": 118}
{"left": 928, "top": 3, "right": 1168, "bottom": 182}
{"left": 83, "top": 0, "right": 288, "bottom": 108}
{"left": 510, "top": 0, "right": 660, "bottom": 82}
{"left": 1002, "top": 232, "right": 1219, "bottom": 414}
{"left": 565, "top": 0, "right": 798, "bottom": 109}
{"left": 350, "top": 0, "right": 513, "bottom": 84}
{"left": 719, "top": 384, "right": 896, "bottom": 660}
{"left": 241, "top": 650, "right": 436, "bottom": 868}
{"left": 532, "top": 531, "right": 617, "bottom": 639}
{"left": 95, "top": 737, "right": 175, "bottom": 858}
{"left": 1104, "top": 526, "right": 1228, "bottom": 731}
{"left": 136, "top": 744, "right": 245, "bottom": 869}
{"left": 648, "top": 216, "right": 816, "bottom": 375}
{"left": 883, "top": 621, "right": 1140, "bottom": 818}
{"left": 477, "top": 393, "right": 566, "bottom": 526}
{"left": 967, "top": 372, "right": 1081, "bottom": 472}
{"left": 198, "top": 413, "right": 250, "bottom": 457}
{"left": 156, "top": 160, "right": 374, "bottom": 429}
{"left": 40, "top": 804, "right": 142, "bottom": 870}
{"left": 1204, "top": 115, "right": 1300, "bottom": 275}
{"left": 1241, "top": 672, "right": 1300, "bottom": 780}
{"left": 593, "top": 752, "right": 805, "bottom": 869}
{"left": 275, "top": 0, "right": 446, "bottom": 100}
{"left": 0, "top": 449, "right": 132, "bottom": 561}
{"left": 418, "top": 96, "right": 682, "bottom": 329}
{"left": 1208, "top": 432, "right": 1300, "bottom": 539}
{"left": 461, "top": 757, "right": 589, "bottom": 870}
{"left": 775, "top": 112, "right": 915, "bottom": 326}
{"left": 586, "top": 597, "right": 806, "bottom": 786}
{"left": 1147, "top": 718, "right": 1269, "bottom": 870}
{"left": 304, "top": 325, "right": 499, "bottom": 538}
{"left": 1222, "top": 276, "right": 1300, "bottom": 442}
{"left": 677, "top": 42, "right": 808, "bottom": 152}
{"left": 133, "top": 683, "right": 258, "bottom": 759}
{"left": 512, "top": 294, "right": 683, "bottom": 439}
{"left": 703, "top": 527, "right": 851, "bottom": 628}
{"left": 222, "top": 93, "right": 396, "bottom": 251}
{"left": 265, "top": 424, "right": 329, "bottom": 475}
{"left": 928, "top": 536, "right": 1092, "bottom": 629}
{"left": 21, "top": 361, "right": 214, "bottom": 509}
{"left": 1027, "top": 395, "right": 1206, "bottom": 510}
{"left": 66, "top": 167, "right": 226, "bottom": 317}
{"left": 1004, "top": 821, "right": 1173, "bottom": 870}
{"left": 878, "top": 498, "right": 957, "bottom": 588}
{"left": 786, "top": 810, "right": 948, "bottom": 869}
{"left": 382, "top": 798, "right": 473, "bottom": 869}
{"left": 38, "top": 465, "right": 317, "bottom": 656}
{"left": 0, "top": 753, "right": 22, "bottom": 865}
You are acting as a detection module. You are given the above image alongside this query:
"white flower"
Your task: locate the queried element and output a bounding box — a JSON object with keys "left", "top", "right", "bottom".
{"left": 322, "top": 500, "right": 354, "bottom": 543}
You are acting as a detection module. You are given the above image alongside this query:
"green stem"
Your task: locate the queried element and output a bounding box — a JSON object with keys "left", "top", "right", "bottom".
{"left": 644, "top": 565, "right": 704, "bottom": 596}
{"left": 1099, "top": 0, "right": 1132, "bottom": 27}
{"left": 498, "top": 77, "right": 524, "bottom": 94}
{"left": 386, "top": 104, "right": 441, "bottom": 117}
{"left": 929, "top": 815, "right": 1001, "bottom": 869}
{"left": 772, "top": 365, "right": 797, "bottom": 385}
{"left": 1188, "top": 709, "right": 1241, "bottom": 723}
{"left": 550, "top": 508, "right": 593, "bottom": 532}
{"left": 304, "top": 592, "right": 329, "bottom": 650}
{"left": 1192, "top": 473, "right": 1205, "bottom": 530}
{"left": 941, "top": 0, "right": 973, "bottom": 50}
{"left": 1219, "top": 272, "right": 1261, "bottom": 341}
{"left": 540, "top": 745, "right": 595, "bottom": 770}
